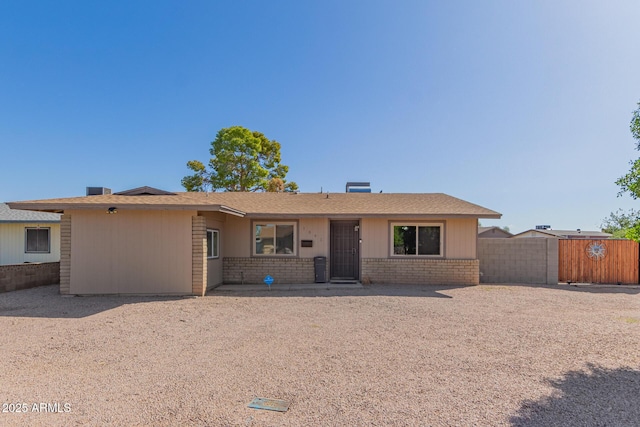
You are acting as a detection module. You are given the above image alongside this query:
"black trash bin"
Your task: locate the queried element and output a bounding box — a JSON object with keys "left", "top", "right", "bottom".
{"left": 314, "top": 256, "right": 327, "bottom": 283}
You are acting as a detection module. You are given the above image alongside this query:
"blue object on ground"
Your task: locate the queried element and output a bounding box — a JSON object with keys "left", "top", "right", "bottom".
{"left": 248, "top": 397, "right": 290, "bottom": 412}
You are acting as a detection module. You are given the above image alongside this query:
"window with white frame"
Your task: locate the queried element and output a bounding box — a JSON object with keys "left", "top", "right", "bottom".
{"left": 391, "top": 223, "right": 443, "bottom": 256}
{"left": 207, "top": 229, "right": 219, "bottom": 258}
{"left": 254, "top": 222, "right": 296, "bottom": 255}
{"left": 25, "top": 227, "right": 51, "bottom": 253}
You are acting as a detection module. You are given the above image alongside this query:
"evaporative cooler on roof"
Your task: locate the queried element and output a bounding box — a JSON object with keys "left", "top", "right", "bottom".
{"left": 345, "top": 182, "right": 371, "bottom": 193}
{"left": 86, "top": 187, "right": 112, "bottom": 196}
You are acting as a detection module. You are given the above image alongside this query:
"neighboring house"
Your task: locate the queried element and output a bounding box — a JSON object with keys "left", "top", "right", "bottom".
{"left": 0, "top": 203, "right": 61, "bottom": 265}
{"left": 478, "top": 226, "right": 513, "bottom": 238}
{"left": 8, "top": 186, "right": 501, "bottom": 295}
{"left": 511, "top": 229, "right": 612, "bottom": 239}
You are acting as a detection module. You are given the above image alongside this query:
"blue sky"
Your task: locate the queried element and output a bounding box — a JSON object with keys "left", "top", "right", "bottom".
{"left": 1, "top": 1, "right": 639, "bottom": 233}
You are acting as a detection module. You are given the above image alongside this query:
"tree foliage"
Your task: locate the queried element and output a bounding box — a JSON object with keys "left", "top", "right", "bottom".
{"left": 181, "top": 126, "right": 298, "bottom": 192}
{"left": 625, "top": 225, "right": 640, "bottom": 242}
{"left": 601, "top": 209, "right": 640, "bottom": 239}
{"left": 606, "top": 101, "right": 640, "bottom": 241}
{"left": 631, "top": 101, "right": 640, "bottom": 147}
{"left": 616, "top": 101, "right": 640, "bottom": 198}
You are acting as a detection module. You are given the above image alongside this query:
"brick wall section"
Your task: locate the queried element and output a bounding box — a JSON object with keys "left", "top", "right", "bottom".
{"left": 361, "top": 258, "right": 479, "bottom": 285}
{"left": 0, "top": 262, "right": 60, "bottom": 293}
{"left": 223, "top": 257, "right": 315, "bottom": 284}
{"left": 192, "top": 216, "right": 207, "bottom": 296}
{"left": 478, "top": 238, "right": 559, "bottom": 285}
{"left": 59, "top": 214, "right": 71, "bottom": 295}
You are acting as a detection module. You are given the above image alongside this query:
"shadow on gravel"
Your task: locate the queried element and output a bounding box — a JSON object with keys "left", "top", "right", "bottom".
{"left": 511, "top": 364, "right": 640, "bottom": 427}
{"left": 487, "top": 283, "right": 640, "bottom": 295}
{"left": 0, "top": 284, "right": 187, "bottom": 318}
{"left": 211, "top": 284, "right": 463, "bottom": 298}
{"left": 554, "top": 284, "right": 640, "bottom": 295}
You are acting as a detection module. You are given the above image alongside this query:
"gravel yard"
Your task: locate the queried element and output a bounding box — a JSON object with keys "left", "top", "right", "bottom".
{"left": 1, "top": 283, "right": 639, "bottom": 426}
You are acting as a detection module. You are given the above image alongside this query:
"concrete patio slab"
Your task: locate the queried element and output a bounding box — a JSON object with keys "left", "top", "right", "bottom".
{"left": 212, "top": 282, "right": 364, "bottom": 292}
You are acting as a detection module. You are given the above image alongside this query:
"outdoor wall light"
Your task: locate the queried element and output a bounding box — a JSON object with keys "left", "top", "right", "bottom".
{"left": 107, "top": 207, "right": 118, "bottom": 214}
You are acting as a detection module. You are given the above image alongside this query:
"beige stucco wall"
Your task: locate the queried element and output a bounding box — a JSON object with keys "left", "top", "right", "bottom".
{"left": 361, "top": 217, "right": 477, "bottom": 259}
{"left": 223, "top": 216, "right": 477, "bottom": 260}
{"left": 68, "top": 209, "right": 195, "bottom": 294}
{"left": 361, "top": 218, "right": 387, "bottom": 258}
{"left": 60, "top": 210, "right": 481, "bottom": 293}
{"left": 223, "top": 215, "right": 250, "bottom": 257}
{"left": 446, "top": 218, "right": 477, "bottom": 259}
{"left": 222, "top": 216, "right": 329, "bottom": 258}
{"left": 299, "top": 218, "right": 329, "bottom": 258}
{"left": 0, "top": 223, "right": 61, "bottom": 265}
{"left": 201, "top": 212, "right": 226, "bottom": 289}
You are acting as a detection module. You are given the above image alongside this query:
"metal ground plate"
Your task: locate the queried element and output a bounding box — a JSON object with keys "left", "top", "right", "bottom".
{"left": 248, "top": 397, "right": 290, "bottom": 412}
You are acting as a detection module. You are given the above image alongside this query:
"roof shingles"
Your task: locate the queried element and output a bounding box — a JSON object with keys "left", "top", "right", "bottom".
{"left": 7, "top": 192, "right": 501, "bottom": 218}
{"left": 0, "top": 203, "right": 61, "bottom": 223}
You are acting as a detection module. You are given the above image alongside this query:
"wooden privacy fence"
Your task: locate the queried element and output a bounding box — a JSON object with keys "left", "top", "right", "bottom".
{"left": 558, "top": 239, "right": 639, "bottom": 284}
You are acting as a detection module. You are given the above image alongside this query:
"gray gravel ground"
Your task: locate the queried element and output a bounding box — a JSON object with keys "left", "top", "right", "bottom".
{"left": 0, "top": 283, "right": 639, "bottom": 426}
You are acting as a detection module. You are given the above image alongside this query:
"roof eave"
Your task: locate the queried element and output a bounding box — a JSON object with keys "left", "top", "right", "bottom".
{"left": 6, "top": 202, "right": 63, "bottom": 212}
{"left": 7, "top": 203, "right": 198, "bottom": 212}
{"left": 7, "top": 202, "right": 500, "bottom": 220}
{"left": 0, "top": 220, "right": 61, "bottom": 224}
{"left": 7, "top": 202, "right": 247, "bottom": 216}
{"left": 245, "top": 213, "right": 501, "bottom": 219}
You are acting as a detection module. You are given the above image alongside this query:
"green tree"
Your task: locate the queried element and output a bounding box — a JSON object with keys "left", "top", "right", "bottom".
{"left": 616, "top": 101, "right": 640, "bottom": 198}
{"left": 626, "top": 225, "right": 640, "bottom": 242}
{"left": 610, "top": 101, "right": 640, "bottom": 241}
{"left": 182, "top": 126, "right": 298, "bottom": 192}
{"left": 601, "top": 209, "right": 640, "bottom": 239}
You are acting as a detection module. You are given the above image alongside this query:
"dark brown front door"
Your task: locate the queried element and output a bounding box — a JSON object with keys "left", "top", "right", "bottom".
{"left": 330, "top": 220, "right": 360, "bottom": 280}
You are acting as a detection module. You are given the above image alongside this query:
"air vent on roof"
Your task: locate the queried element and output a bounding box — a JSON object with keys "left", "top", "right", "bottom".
{"left": 86, "top": 187, "right": 112, "bottom": 196}
{"left": 535, "top": 225, "right": 551, "bottom": 230}
{"left": 346, "top": 182, "right": 371, "bottom": 193}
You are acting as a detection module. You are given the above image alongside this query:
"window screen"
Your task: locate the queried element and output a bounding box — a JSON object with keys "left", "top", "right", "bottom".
{"left": 25, "top": 228, "right": 50, "bottom": 253}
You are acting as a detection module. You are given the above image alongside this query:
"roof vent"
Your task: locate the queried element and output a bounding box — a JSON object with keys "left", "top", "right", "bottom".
{"left": 346, "top": 182, "right": 371, "bottom": 193}
{"left": 86, "top": 187, "right": 112, "bottom": 196}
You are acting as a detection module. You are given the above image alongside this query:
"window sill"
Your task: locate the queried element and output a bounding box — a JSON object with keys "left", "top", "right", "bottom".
{"left": 389, "top": 255, "right": 444, "bottom": 259}
{"left": 252, "top": 254, "right": 298, "bottom": 258}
